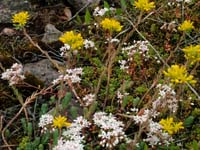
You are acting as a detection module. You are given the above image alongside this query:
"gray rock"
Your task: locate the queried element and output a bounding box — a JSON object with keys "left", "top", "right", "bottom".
{"left": 24, "top": 59, "right": 61, "bottom": 86}
{"left": 0, "top": 0, "right": 32, "bottom": 23}
{"left": 66, "top": 0, "right": 100, "bottom": 10}
{"left": 42, "top": 23, "right": 63, "bottom": 44}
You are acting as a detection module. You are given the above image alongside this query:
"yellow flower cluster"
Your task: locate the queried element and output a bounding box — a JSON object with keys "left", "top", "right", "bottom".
{"left": 100, "top": 18, "right": 123, "bottom": 32}
{"left": 163, "top": 65, "right": 196, "bottom": 84}
{"left": 59, "top": 31, "right": 84, "bottom": 50}
{"left": 12, "top": 11, "right": 30, "bottom": 28}
{"left": 134, "top": 0, "right": 155, "bottom": 11}
{"left": 178, "top": 20, "right": 194, "bottom": 32}
{"left": 53, "top": 115, "right": 71, "bottom": 129}
{"left": 182, "top": 45, "right": 200, "bottom": 64}
{"left": 159, "top": 117, "right": 184, "bottom": 135}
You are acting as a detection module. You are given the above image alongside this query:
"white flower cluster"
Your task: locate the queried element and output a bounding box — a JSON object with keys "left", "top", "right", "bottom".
{"left": 52, "top": 68, "right": 83, "bottom": 85}
{"left": 83, "top": 39, "right": 95, "bottom": 49}
{"left": 60, "top": 44, "right": 71, "bottom": 56}
{"left": 105, "top": 38, "right": 120, "bottom": 44}
{"left": 53, "top": 138, "right": 84, "bottom": 150}
{"left": 152, "top": 84, "right": 178, "bottom": 113}
{"left": 93, "top": 112, "right": 126, "bottom": 148}
{"left": 117, "top": 90, "right": 129, "bottom": 104}
{"left": 168, "top": 0, "right": 191, "bottom": 6}
{"left": 132, "top": 109, "right": 159, "bottom": 124}
{"left": 144, "top": 120, "right": 174, "bottom": 146}
{"left": 1, "top": 63, "right": 25, "bottom": 86}
{"left": 93, "top": 7, "right": 116, "bottom": 16}
{"left": 83, "top": 93, "right": 95, "bottom": 106}
{"left": 54, "top": 116, "right": 90, "bottom": 150}
{"left": 131, "top": 109, "right": 173, "bottom": 147}
{"left": 38, "top": 114, "right": 54, "bottom": 133}
{"left": 176, "top": 0, "right": 191, "bottom": 3}
{"left": 119, "top": 41, "right": 150, "bottom": 71}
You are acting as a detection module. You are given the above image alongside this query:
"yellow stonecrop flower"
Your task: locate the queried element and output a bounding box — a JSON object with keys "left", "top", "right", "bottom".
{"left": 59, "top": 31, "right": 84, "bottom": 50}
{"left": 134, "top": 0, "right": 155, "bottom": 11}
{"left": 178, "top": 20, "right": 194, "bottom": 32}
{"left": 163, "top": 65, "right": 196, "bottom": 84}
{"left": 53, "top": 115, "right": 71, "bottom": 129}
{"left": 182, "top": 45, "right": 200, "bottom": 64}
{"left": 100, "top": 18, "right": 123, "bottom": 32}
{"left": 159, "top": 117, "right": 184, "bottom": 135}
{"left": 12, "top": 11, "right": 30, "bottom": 27}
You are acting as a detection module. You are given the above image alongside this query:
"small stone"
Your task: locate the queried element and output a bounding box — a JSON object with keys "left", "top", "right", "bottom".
{"left": 41, "top": 23, "right": 62, "bottom": 44}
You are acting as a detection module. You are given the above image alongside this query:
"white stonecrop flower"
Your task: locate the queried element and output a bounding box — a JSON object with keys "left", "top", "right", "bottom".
{"left": 83, "top": 93, "right": 95, "bottom": 106}
{"left": 133, "top": 109, "right": 150, "bottom": 124}
{"left": 152, "top": 84, "right": 178, "bottom": 113}
{"left": 60, "top": 44, "right": 71, "bottom": 56}
{"left": 64, "top": 68, "right": 83, "bottom": 83}
{"left": 52, "top": 68, "right": 83, "bottom": 85}
{"left": 93, "top": 7, "right": 116, "bottom": 16}
{"left": 117, "top": 91, "right": 129, "bottom": 104}
{"left": 110, "top": 38, "right": 120, "bottom": 43}
{"left": 53, "top": 138, "right": 84, "bottom": 150}
{"left": 52, "top": 75, "right": 64, "bottom": 85}
{"left": 38, "top": 114, "right": 53, "bottom": 128}
{"left": 144, "top": 120, "right": 174, "bottom": 146}
{"left": 63, "top": 116, "right": 90, "bottom": 143}
{"left": 176, "top": 0, "right": 191, "bottom": 3}
{"left": 84, "top": 39, "right": 95, "bottom": 49}
{"left": 1, "top": 63, "right": 25, "bottom": 85}
{"left": 93, "top": 112, "right": 126, "bottom": 148}
{"left": 120, "top": 41, "right": 151, "bottom": 71}
{"left": 118, "top": 60, "right": 129, "bottom": 70}
{"left": 93, "top": 7, "right": 108, "bottom": 16}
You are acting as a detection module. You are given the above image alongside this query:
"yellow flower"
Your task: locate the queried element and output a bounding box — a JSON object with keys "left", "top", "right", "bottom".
{"left": 163, "top": 65, "right": 196, "bottom": 84}
{"left": 12, "top": 11, "right": 30, "bottom": 27}
{"left": 173, "top": 122, "right": 184, "bottom": 133}
{"left": 178, "top": 20, "right": 194, "bottom": 32}
{"left": 159, "top": 117, "right": 184, "bottom": 135}
{"left": 100, "top": 18, "right": 123, "bottom": 32}
{"left": 53, "top": 115, "right": 71, "bottom": 129}
{"left": 59, "top": 31, "right": 84, "bottom": 50}
{"left": 134, "top": 0, "right": 155, "bottom": 11}
{"left": 182, "top": 45, "right": 200, "bottom": 64}
{"left": 159, "top": 117, "right": 174, "bottom": 135}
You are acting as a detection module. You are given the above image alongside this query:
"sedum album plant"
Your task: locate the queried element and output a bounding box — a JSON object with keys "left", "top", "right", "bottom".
{"left": 1, "top": 0, "right": 200, "bottom": 150}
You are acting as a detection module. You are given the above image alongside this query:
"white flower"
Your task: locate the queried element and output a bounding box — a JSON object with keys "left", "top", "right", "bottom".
{"left": 117, "top": 91, "right": 129, "bottom": 103}
{"left": 176, "top": 0, "right": 191, "bottom": 3}
{"left": 52, "top": 74, "right": 64, "bottom": 85}
{"left": 64, "top": 68, "right": 83, "bottom": 83}
{"left": 133, "top": 109, "right": 150, "bottom": 124}
{"left": 63, "top": 116, "right": 90, "bottom": 143}
{"left": 118, "top": 60, "right": 129, "bottom": 70}
{"left": 93, "top": 112, "right": 126, "bottom": 148}
{"left": 60, "top": 44, "right": 71, "bottom": 56}
{"left": 1, "top": 63, "right": 25, "bottom": 85}
{"left": 53, "top": 138, "right": 84, "bottom": 150}
{"left": 93, "top": 7, "right": 109, "bottom": 16}
{"left": 38, "top": 114, "right": 53, "bottom": 128}
{"left": 144, "top": 120, "right": 174, "bottom": 147}
{"left": 153, "top": 84, "right": 178, "bottom": 113}
{"left": 93, "top": 7, "right": 116, "bottom": 16}
{"left": 108, "top": 38, "right": 120, "bottom": 44}
{"left": 84, "top": 39, "right": 95, "bottom": 49}
{"left": 52, "top": 68, "right": 83, "bottom": 84}
{"left": 83, "top": 93, "right": 95, "bottom": 106}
